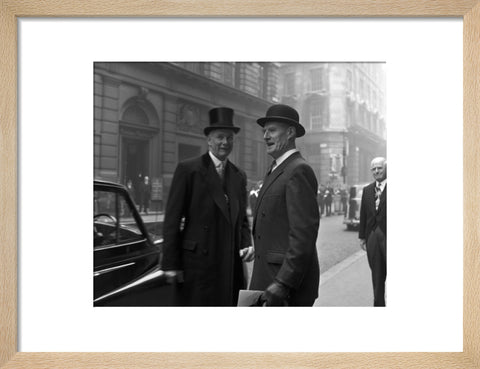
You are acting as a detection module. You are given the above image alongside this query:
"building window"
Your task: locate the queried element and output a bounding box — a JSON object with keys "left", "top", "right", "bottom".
{"left": 204, "top": 63, "right": 223, "bottom": 82}
{"left": 223, "top": 62, "right": 235, "bottom": 87}
{"left": 258, "top": 64, "right": 266, "bottom": 99}
{"left": 237, "top": 63, "right": 262, "bottom": 97}
{"left": 346, "top": 102, "right": 354, "bottom": 127}
{"left": 176, "top": 62, "right": 201, "bottom": 74}
{"left": 346, "top": 69, "right": 353, "bottom": 91}
{"left": 359, "top": 78, "right": 365, "bottom": 101}
{"left": 310, "top": 68, "right": 324, "bottom": 91}
{"left": 284, "top": 72, "right": 295, "bottom": 95}
{"left": 310, "top": 99, "right": 325, "bottom": 130}
{"left": 359, "top": 106, "right": 365, "bottom": 126}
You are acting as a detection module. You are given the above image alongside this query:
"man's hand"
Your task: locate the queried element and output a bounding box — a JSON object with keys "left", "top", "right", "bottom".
{"left": 261, "top": 281, "right": 290, "bottom": 306}
{"left": 164, "top": 270, "right": 184, "bottom": 284}
{"left": 239, "top": 246, "right": 255, "bottom": 262}
{"left": 359, "top": 239, "right": 366, "bottom": 251}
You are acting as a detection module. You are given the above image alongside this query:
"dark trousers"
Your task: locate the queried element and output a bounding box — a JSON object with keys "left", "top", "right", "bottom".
{"left": 325, "top": 203, "right": 331, "bottom": 216}
{"left": 366, "top": 227, "right": 386, "bottom": 306}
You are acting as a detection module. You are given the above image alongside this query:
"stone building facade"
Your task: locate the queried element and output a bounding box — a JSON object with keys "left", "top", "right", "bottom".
{"left": 279, "top": 62, "right": 386, "bottom": 188}
{"left": 94, "top": 62, "right": 279, "bottom": 210}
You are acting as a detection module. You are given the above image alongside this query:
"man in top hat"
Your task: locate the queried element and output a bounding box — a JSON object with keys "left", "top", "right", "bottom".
{"left": 162, "top": 107, "right": 254, "bottom": 306}
{"left": 249, "top": 104, "right": 320, "bottom": 306}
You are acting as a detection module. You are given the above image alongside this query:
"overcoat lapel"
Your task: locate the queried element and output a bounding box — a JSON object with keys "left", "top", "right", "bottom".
{"left": 368, "top": 185, "right": 376, "bottom": 210}
{"left": 224, "top": 162, "right": 240, "bottom": 226}
{"left": 254, "top": 152, "right": 301, "bottom": 222}
{"left": 377, "top": 185, "right": 387, "bottom": 213}
{"left": 200, "top": 154, "right": 231, "bottom": 223}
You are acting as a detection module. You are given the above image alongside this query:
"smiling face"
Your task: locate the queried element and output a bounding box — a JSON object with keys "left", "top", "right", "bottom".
{"left": 370, "top": 157, "right": 387, "bottom": 182}
{"left": 262, "top": 121, "right": 296, "bottom": 159}
{"left": 207, "top": 129, "right": 235, "bottom": 161}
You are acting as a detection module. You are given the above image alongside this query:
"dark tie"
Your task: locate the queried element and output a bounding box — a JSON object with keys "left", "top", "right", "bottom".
{"left": 375, "top": 183, "right": 381, "bottom": 209}
{"left": 267, "top": 160, "right": 277, "bottom": 175}
{"left": 216, "top": 162, "right": 229, "bottom": 202}
{"left": 216, "top": 161, "right": 225, "bottom": 180}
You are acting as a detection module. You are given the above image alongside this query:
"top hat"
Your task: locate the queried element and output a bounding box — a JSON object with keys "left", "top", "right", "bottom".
{"left": 204, "top": 107, "right": 240, "bottom": 135}
{"left": 256, "top": 104, "right": 305, "bottom": 137}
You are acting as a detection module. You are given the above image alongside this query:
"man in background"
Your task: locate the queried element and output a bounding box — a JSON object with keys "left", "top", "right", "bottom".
{"left": 139, "top": 175, "right": 151, "bottom": 214}
{"left": 359, "top": 157, "right": 387, "bottom": 306}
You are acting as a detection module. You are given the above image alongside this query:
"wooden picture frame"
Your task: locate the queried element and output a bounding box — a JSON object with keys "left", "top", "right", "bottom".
{"left": 1, "top": 1, "right": 479, "bottom": 368}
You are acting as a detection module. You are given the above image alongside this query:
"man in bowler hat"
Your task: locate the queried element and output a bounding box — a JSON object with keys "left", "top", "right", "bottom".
{"left": 249, "top": 104, "right": 320, "bottom": 306}
{"left": 162, "top": 107, "right": 254, "bottom": 306}
{"left": 359, "top": 157, "right": 387, "bottom": 306}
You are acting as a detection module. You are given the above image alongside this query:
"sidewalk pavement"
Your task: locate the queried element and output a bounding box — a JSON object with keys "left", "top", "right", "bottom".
{"left": 315, "top": 250, "right": 373, "bottom": 307}
{"left": 139, "top": 212, "right": 374, "bottom": 307}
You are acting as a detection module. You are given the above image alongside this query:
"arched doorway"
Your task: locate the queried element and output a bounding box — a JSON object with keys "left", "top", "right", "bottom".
{"left": 122, "top": 137, "right": 149, "bottom": 202}
{"left": 119, "top": 98, "right": 159, "bottom": 191}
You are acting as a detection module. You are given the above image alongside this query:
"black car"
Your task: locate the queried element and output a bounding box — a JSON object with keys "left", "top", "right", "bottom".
{"left": 343, "top": 183, "right": 369, "bottom": 231}
{"left": 94, "top": 180, "right": 171, "bottom": 306}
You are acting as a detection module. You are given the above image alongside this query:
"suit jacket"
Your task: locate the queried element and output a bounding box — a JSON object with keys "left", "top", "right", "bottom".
{"left": 162, "top": 152, "right": 251, "bottom": 306}
{"left": 359, "top": 182, "right": 387, "bottom": 241}
{"left": 140, "top": 182, "right": 151, "bottom": 204}
{"left": 249, "top": 152, "right": 320, "bottom": 306}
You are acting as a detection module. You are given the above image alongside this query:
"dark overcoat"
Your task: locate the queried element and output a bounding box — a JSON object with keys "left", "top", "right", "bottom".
{"left": 162, "top": 153, "right": 251, "bottom": 306}
{"left": 249, "top": 152, "right": 320, "bottom": 306}
{"left": 359, "top": 181, "right": 387, "bottom": 306}
{"left": 358, "top": 182, "right": 387, "bottom": 241}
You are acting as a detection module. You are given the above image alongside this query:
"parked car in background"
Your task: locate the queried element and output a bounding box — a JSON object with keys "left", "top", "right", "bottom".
{"left": 343, "top": 183, "right": 369, "bottom": 231}
{"left": 94, "top": 180, "right": 171, "bottom": 306}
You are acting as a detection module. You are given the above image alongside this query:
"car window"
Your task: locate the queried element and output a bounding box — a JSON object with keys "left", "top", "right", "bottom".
{"left": 94, "top": 189, "right": 144, "bottom": 248}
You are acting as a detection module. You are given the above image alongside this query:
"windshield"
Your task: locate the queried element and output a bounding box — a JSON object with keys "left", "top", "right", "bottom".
{"left": 94, "top": 189, "right": 144, "bottom": 247}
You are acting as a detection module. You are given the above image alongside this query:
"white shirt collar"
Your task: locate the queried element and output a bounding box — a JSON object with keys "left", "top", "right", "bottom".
{"left": 208, "top": 151, "right": 227, "bottom": 168}
{"left": 271, "top": 149, "right": 298, "bottom": 171}
{"left": 376, "top": 179, "right": 387, "bottom": 189}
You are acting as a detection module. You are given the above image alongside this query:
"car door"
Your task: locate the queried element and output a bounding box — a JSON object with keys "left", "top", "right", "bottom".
{"left": 94, "top": 183, "right": 160, "bottom": 302}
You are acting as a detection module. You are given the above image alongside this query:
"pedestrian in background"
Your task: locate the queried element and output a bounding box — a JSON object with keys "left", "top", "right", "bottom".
{"left": 140, "top": 175, "right": 152, "bottom": 214}
{"left": 249, "top": 104, "right": 320, "bottom": 306}
{"left": 324, "top": 188, "right": 333, "bottom": 216}
{"left": 317, "top": 185, "right": 325, "bottom": 217}
{"left": 340, "top": 187, "right": 348, "bottom": 216}
{"left": 161, "top": 107, "right": 254, "bottom": 306}
{"left": 135, "top": 173, "right": 143, "bottom": 207}
{"left": 122, "top": 179, "right": 136, "bottom": 216}
{"left": 359, "top": 157, "right": 387, "bottom": 306}
{"left": 126, "top": 179, "right": 135, "bottom": 202}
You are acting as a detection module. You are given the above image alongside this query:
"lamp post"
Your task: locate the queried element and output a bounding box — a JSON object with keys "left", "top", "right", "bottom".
{"left": 341, "top": 130, "right": 348, "bottom": 185}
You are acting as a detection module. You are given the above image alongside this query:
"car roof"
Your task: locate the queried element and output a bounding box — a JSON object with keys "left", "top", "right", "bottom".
{"left": 94, "top": 179, "right": 125, "bottom": 190}
{"left": 353, "top": 183, "right": 370, "bottom": 188}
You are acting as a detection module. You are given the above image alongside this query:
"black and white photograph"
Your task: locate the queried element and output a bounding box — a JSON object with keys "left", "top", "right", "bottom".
{"left": 15, "top": 17, "right": 465, "bottom": 357}
{"left": 93, "top": 61, "right": 386, "bottom": 307}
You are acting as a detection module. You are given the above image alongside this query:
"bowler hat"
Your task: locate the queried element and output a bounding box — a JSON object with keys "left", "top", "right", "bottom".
{"left": 257, "top": 104, "right": 305, "bottom": 137}
{"left": 204, "top": 107, "right": 240, "bottom": 135}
